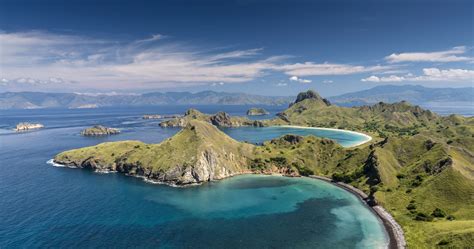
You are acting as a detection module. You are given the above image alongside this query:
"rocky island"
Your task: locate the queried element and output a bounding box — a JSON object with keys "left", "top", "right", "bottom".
{"left": 80, "top": 125, "right": 120, "bottom": 136}
{"left": 143, "top": 114, "right": 182, "bottom": 119}
{"left": 15, "top": 122, "right": 44, "bottom": 131}
{"left": 53, "top": 90, "right": 474, "bottom": 248}
{"left": 159, "top": 108, "right": 265, "bottom": 128}
{"left": 247, "top": 107, "right": 269, "bottom": 116}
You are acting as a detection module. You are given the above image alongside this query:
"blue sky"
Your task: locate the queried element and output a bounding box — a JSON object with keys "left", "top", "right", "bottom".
{"left": 0, "top": 0, "right": 472, "bottom": 96}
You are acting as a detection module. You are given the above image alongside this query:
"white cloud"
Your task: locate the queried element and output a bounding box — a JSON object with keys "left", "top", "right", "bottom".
{"left": 385, "top": 46, "right": 472, "bottom": 63}
{"left": 135, "top": 34, "right": 165, "bottom": 44}
{"left": 289, "top": 76, "right": 312, "bottom": 83}
{"left": 275, "top": 62, "right": 391, "bottom": 76}
{"left": 361, "top": 75, "right": 405, "bottom": 82}
{"left": 276, "top": 82, "right": 288, "bottom": 87}
{"left": 322, "top": 80, "right": 333, "bottom": 83}
{"left": 0, "top": 30, "right": 408, "bottom": 91}
{"left": 361, "top": 68, "right": 474, "bottom": 82}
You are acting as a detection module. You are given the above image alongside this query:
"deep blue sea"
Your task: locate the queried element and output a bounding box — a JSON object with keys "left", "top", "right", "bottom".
{"left": 0, "top": 106, "right": 388, "bottom": 248}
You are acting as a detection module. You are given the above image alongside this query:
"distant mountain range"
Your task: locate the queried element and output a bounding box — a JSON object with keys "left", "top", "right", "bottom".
{"left": 328, "top": 85, "right": 473, "bottom": 107}
{"left": 1, "top": 85, "right": 472, "bottom": 110}
{"left": 0, "top": 91, "right": 293, "bottom": 110}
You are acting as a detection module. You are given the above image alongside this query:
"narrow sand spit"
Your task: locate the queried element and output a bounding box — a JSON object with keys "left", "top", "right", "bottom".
{"left": 278, "top": 125, "right": 372, "bottom": 147}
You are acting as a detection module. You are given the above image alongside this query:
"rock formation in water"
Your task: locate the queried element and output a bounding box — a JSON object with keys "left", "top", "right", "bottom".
{"left": 143, "top": 114, "right": 182, "bottom": 119}
{"left": 247, "top": 108, "right": 269, "bottom": 116}
{"left": 159, "top": 108, "right": 265, "bottom": 128}
{"left": 80, "top": 125, "right": 120, "bottom": 136}
{"left": 15, "top": 122, "right": 44, "bottom": 131}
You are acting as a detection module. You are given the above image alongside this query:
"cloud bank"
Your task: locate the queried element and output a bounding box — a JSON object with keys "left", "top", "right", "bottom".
{"left": 0, "top": 30, "right": 400, "bottom": 91}
{"left": 362, "top": 68, "right": 474, "bottom": 82}
{"left": 385, "top": 46, "right": 472, "bottom": 63}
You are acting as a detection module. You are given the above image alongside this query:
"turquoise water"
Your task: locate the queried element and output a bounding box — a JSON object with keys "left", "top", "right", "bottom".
{"left": 0, "top": 107, "right": 387, "bottom": 248}
{"left": 221, "top": 126, "right": 369, "bottom": 147}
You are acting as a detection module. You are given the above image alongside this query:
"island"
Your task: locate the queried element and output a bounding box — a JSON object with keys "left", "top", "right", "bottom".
{"left": 69, "top": 104, "right": 98, "bottom": 109}
{"left": 143, "top": 114, "right": 182, "bottom": 119}
{"left": 53, "top": 90, "right": 474, "bottom": 248}
{"left": 159, "top": 108, "right": 265, "bottom": 128}
{"left": 247, "top": 107, "right": 269, "bottom": 116}
{"left": 80, "top": 125, "right": 120, "bottom": 136}
{"left": 15, "top": 122, "right": 44, "bottom": 131}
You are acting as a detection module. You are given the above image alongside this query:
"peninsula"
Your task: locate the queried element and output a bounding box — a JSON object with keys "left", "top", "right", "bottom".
{"left": 53, "top": 90, "right": 474, "bottom": 248}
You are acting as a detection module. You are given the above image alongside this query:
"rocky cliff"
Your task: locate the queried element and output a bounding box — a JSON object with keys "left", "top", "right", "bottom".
{"left": 55, "top": 120, "right": 255, "bottom": 185}
{"left": 159, "top": 109, "right": 265, "bottom": 128}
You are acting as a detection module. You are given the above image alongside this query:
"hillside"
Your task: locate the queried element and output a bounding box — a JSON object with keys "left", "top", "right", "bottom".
{"left": 159, "top": 108, "right": 265, "bottom": 128}
{"left": 269, "top": 90, "right": 474, "bottom": 248}
{"left": 54, "top": 120, "right": 255, "bottom": 185}
{"left": 0, "top": 91, "right": 292, "bottom": 109}
{"left": 54, "top": 90, "right": 474, "bottom": 248}
{"left": 329, "top": 85, "right": 473, "bottom": 107}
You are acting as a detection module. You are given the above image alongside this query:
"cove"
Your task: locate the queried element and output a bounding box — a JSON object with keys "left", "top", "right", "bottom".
{"left": 221, "top": 125, "right": 372, "bottom": 147}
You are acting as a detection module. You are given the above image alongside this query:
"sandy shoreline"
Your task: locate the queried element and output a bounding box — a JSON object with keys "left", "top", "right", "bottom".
{"left": 277, "top": 125, "right": 373, "bottom": 147}
{"left": 48, "top": 158, "right": 405, "bottom": 248}
{"left": 309, "top": 175, "right": 406, "bottom": 249}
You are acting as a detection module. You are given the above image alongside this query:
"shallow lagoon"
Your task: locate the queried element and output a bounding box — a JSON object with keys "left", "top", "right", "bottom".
{"left": 0, "top": 106, "right": 387, "bottom": 248}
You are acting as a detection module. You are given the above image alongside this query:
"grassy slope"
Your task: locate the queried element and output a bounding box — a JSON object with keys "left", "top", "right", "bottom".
{"left": 273, "top": 91, "right": 474, "bottom": 248}
{"left": 56, "top": 120, "right": 254, "bottom": 174}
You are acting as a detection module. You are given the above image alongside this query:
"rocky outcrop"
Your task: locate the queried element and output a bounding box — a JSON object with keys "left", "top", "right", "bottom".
{"left": 159, "top": 108, "right": 266, "bottom": 128}
{"left": 247, "top": 107, "right": 269, "bottom": 116}
{"left": 143, "top": 114, "right": 182, "bottom": 119}
{"left": 15, "top": 122, "right": 44, "bottom": 131}
{"left": 363, "top": 151, "right": 382, "bottom": 186}
{"left": 80, "top": 125, "right": 120, "bottom": 136}
{"left": 290, "top": 90, "right": 331, "bottom": 107}
{"left": 210, "top": 111, "right": 234, "bottom": 127}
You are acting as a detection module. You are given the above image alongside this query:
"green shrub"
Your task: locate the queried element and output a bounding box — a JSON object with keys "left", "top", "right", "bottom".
{"left": 406, "top": 203, "right": 417, "bottom": 210}
{"left": 431, "top": 208, "right": 446, "bottom": 218}
{"left": 437, "top": 239, "right": 450, "bottom": 245}
{"left": 414, "top": 212, "right": 433, "bottom": 221}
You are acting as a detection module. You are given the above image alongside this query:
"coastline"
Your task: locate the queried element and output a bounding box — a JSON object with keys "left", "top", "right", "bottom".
{"left": 277, "top": 125, "right": 373, "bottom": 148}
{"left": 309, "top": 175, "right": 406, "bottom": 249}
{"left": 48, "top": 158, "right": 404, "bottom": 248}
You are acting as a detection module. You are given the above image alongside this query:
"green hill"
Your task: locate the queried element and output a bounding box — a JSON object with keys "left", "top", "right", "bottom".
{"left": 159, "top": 108, "right": 264, "bottom": 128}
{"left": 55, "top": 120, "right": 255, "bottom": 185}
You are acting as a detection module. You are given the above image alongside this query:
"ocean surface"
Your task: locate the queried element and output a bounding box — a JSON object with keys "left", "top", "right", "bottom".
{"left": 0, "top": 106, "right": 388, "bottom": 248}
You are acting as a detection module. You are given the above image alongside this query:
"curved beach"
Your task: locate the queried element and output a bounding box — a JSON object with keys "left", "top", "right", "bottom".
{"left": 310, "top": 175, "right": 406, "bottom": 249}
{"left": 278, "top": 125, "right": 373, "bottom": 147}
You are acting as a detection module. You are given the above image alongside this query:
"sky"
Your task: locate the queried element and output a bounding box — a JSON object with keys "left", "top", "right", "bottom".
{"left": 0, "top": 0, "right": 473, "bottom": 96}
